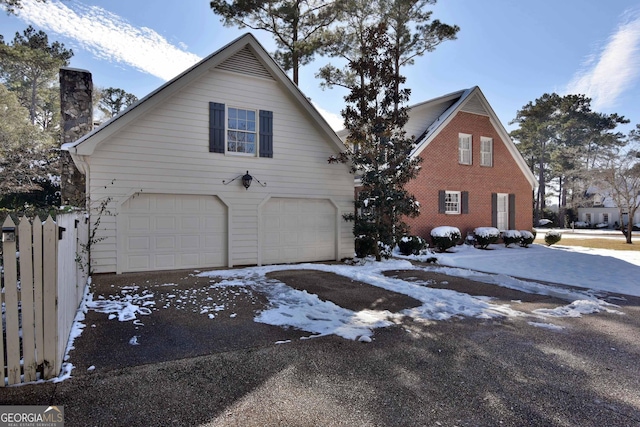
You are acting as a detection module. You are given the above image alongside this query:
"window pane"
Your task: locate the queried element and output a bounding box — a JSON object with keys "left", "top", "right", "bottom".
{"left": 228, "top": 118, "right": 237, "bottom": 130}
{"left": 246, "top": 133, "right": 255, "bottom": 143}
{"left": 238, "top": 109, "right": 246, "bottom": 120}
{"left": 247, "top": 110, "right": 255, "bottom": 121}
{"left": 228, "top": 108, "right": 237, "bottom": 119}
{"left": 246, "top": 142, "right": 255, "bottom": 154}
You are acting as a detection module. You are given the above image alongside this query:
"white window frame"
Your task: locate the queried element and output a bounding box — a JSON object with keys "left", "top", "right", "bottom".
{"left": 585, "top": 213, "right": 592, "bottom": 223}
{"left": 458, "top": 133, "right": 472, "bottom": 165}
{"left": 480, "top": 136, "right": 493, "bottom": 167}
{"left": 602, "top": 213, "right": 609, "bottom": 224}
{"left": 226, "top": 106, "right": 257, "bottom": 156}
{"left": 445, "top": 191, "right": 461, "bottom": 214}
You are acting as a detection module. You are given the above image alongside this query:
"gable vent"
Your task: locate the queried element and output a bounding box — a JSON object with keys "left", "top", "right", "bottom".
{"left": 460, "top": 93, "right": 489, "bottom": 116}
{"left": 215, "top": 46, "right": 275, "bottom": 81}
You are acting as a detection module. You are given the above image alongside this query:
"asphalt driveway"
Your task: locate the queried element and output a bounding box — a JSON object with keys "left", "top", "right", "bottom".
{"left": 3, "top": 264, "right": 640, "bottom": 426}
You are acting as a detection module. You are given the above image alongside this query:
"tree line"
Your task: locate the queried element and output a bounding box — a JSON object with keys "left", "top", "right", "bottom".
{"left": 0, "top": 25, "right": 138, "bottom": 214}
{"left": 509, "top": 93, "right": 639, "bottom": 243}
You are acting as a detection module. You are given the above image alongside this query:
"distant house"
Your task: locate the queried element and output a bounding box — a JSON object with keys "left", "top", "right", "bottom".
{"left": 62, "top": 33, "right": 354, "bottom": 274}
{"left": 402, "top": 87, "right": 537, "bottom": 240}
{"left": 577, "top": 188, "right": 640, "bottom": 228}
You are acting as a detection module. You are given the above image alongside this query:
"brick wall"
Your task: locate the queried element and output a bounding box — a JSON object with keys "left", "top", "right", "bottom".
{"left": 405, "top": 111, "right": 533, "bottom": 240}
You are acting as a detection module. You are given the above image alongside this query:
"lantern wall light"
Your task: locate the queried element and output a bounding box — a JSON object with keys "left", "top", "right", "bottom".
{"left": 223, "top": 170, "right": 267, "bottom": 190}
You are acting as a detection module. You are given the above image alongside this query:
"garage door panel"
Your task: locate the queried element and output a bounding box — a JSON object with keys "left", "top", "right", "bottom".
{"left": 128, "top": 236, "right": 149, "bottom": 251}
{"left": 155, "top": 236, "right": 175, "bottom": 250}
{"left": 121, "top": 194, "right": 227, "bottom": 272}
{"left": 262, "top": 198, "right": 336, "bottom": 264}
{"left": 128, "top": 255, "right": 150, "bottom": 270}
{"left": 128, "top": 217, "right": 150, "bottom": 231}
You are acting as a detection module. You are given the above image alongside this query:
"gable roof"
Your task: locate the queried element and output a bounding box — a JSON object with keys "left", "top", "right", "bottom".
{"left": 62, "top": 32, "right": 346, "bottom": 157}
{"left": 409, "top": 86, "right": 537, "bottom": 188}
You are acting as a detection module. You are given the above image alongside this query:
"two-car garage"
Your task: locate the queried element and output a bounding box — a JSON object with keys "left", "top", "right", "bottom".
{"left": 118, "top": 193, "right": 338, "bottom": 273}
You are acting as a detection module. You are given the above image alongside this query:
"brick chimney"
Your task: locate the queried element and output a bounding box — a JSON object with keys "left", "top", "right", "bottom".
{"left": 59, "top": 67, "right": 93, "bottom": 207}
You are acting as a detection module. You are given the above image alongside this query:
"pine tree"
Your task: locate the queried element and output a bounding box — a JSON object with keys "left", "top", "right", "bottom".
{"left": 0, "top": 26, "right": 73, "bottom": 128}
{"left": 210, "top": 0, "right": 343, "bottom": 85}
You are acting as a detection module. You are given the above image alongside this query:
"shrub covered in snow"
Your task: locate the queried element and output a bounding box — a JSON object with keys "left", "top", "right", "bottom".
{"left": 473, "top": 227, "right": 500, "bottom": 249}
{"left": 501, "top": 230, "right": 521, "bottom": 247}
{"left": 537, "top": 219, "right": 553, "bottom": 227}
{"left": 574, "top": 221, "right": 590, "bottom": 228}
{"left": 354, "top": 235, "right": 392, "bottom": 259}
{"left": 430, "top": 226, "right": 461, "bottom": 252}
{"left": 355, "top": 235, "right": 376, "bottom": 258}
{"left": 544, "top": 230, "right": 562, "bottom": 246}
{"left": 519, "top": 230, "right": 535, "bottom": 247}
{"left": 398, "top": 235, "right": 428, "bottom": 255}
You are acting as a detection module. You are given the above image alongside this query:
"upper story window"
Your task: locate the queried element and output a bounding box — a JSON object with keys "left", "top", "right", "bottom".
{"left": 480, "top": 136, "right": 493, "bottom": 167}
{"left": 209, "top": 102, "right": 273, "bottom": 158}
{"left": 227, "top": 107, "right": 256, "bottom": 154}
{"left": 458, "top": 133, "right": 472, "bottom": 165}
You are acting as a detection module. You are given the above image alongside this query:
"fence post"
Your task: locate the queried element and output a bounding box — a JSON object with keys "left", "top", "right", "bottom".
{"left": 19, "top": 217, "right": 38, "bottom": 382}
{"left": 42, "top": 216, "right": 58, "bottom": 379}
{"left": 2, "top": 217, "right": 21, "bottom": 385}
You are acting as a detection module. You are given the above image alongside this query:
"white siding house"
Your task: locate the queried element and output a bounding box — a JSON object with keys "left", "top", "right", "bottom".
{"left": 63, "top": 34, "right": 354, "bottom": 273}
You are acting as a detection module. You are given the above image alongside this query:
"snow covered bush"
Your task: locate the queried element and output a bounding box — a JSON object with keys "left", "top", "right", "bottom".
{"left": 354, "top": 235, "right": 392, "bottom": 259}
{"left": 430, "top": 226, "right": 461, "bottom": 252}
{"left": 355, "top": 235, "right": 376, "bottom": 258}
{"left": 473, "top": 227, "right": 500, "bottom": 249}
{"left": 501, "top": 230, "right": 521, "bottom": 247}
{"left": 398, "top": 235, "right": 427, "bottom": 255}
{"left": 537, "top": 219, "right": 553, "bottom": 227}
{"left": 519, "top": 230, "right": 535, "bottom": 247}
{"left": 574, "top": 221, "right": 590, "bottom": 228}
{"left": 544, "top": 230, "right": 562, "bottom": 246}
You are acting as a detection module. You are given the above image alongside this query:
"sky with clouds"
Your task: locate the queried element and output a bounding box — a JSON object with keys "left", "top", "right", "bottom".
{"left": 1, "top": 0, "right": 639, "bottom": 132}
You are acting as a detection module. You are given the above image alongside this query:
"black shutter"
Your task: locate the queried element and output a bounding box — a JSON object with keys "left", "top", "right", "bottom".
{"left": 438, "top": 190, "right": 446, "bottom": 214}
{"left": 259, "top": 110, "right": 273, "bottom": 158}
{"left": 491, "top": 193, "right": 497, "bottom": 227}
{"left": 209, "top": 102, "right": 225, "bottom": 153}
{"left": 461, "top": 191, "right": 469, "bottom": 214}
{"left": 509, "top": 193, "right": 516, "bottom": 229}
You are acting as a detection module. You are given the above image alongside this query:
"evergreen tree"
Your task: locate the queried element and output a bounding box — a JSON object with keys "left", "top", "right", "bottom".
{"left": 510, "top": 93, "right": 627, "bottom": 225}
{"left": 1, "top": 0, "right": 46, "bottom": 14}
{"left": 210, "top": 0, "right": 343, "bottom": 85}
{"left": 0, "top": 83, "right": 58, "bottom": 206}
{"left": 0, "top": 26, "right": 73, "bottom": 128}
{"left": 98, "top": 87, "right": 138, "bottom": 118}
{"left": 333, "top": 22, "right": 421, "bottom": 261}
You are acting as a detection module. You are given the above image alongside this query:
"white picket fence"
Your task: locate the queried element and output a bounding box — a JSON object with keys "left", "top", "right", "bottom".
{"left": 1, "top": 211, "right": 88, "bottom": 386}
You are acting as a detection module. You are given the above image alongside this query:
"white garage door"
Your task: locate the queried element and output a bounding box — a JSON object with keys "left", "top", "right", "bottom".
{"left": 262, "top": 198, "right": 336, "bottom": 264}
{"left": 120, "top": 194, "right": 227, "bottom": 272}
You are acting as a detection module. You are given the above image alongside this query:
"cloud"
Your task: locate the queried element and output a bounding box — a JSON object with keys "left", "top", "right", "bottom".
{"left": 566, "top": 9, "right": 640, "bottom": 110}
{"left": 16, "top": 0, "right": 202, "bottom": 81}
{"left": 312, "top": 102, "right": 343, "bottom": 131}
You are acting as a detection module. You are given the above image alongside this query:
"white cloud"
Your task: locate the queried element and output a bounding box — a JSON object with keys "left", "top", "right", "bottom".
{"left": 312, "top": 102, "right": 343, "bottom": 131}
{"left": 566, "top": 9, "right": 640, "bottom": 110}
{"left": 16, "top": 0, "right": 202, "bottom": 81}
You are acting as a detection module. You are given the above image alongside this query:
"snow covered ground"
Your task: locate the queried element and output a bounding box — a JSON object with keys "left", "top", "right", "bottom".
{"left": 46, "top": 237, "right": 638, "bottom": 384}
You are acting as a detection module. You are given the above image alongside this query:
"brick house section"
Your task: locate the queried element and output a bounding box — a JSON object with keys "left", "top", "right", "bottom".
{"left": 402, "top": 87, "right": 537, "bottom": 241}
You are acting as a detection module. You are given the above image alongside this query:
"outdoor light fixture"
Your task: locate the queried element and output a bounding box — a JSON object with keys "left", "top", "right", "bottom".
{"left": 242, "top": 171, "right": 253, "bottom": 189}
{"left": 223, "top": 170, "right": 267, "bottom": 190}
{"left": 2, "top": 226, "right": 16, "bottom": 243}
